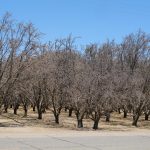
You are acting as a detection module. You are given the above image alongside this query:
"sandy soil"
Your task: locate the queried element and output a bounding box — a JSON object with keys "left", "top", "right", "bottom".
{"left": 0, "top": 108, "right": 150, "bottom": 137}
{"left": 0, "top": 126, "right": 150, "bottom": 138}
{"left": 0, "top": 113, "right": 149, "bottom": 137}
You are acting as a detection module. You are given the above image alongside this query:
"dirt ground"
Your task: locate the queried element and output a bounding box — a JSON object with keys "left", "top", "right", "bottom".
{"left": 0, "top": 107, "right": 150, "bottom": 133}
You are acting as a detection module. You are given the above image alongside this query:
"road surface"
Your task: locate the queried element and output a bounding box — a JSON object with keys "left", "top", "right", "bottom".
{"left": 0, "top": 127, "right": 150, "bottom": 150}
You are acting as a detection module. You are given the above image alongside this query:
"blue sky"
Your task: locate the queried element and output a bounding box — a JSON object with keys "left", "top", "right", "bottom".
{"left": 0, "top": 0, "right": 150, "bottom": 46}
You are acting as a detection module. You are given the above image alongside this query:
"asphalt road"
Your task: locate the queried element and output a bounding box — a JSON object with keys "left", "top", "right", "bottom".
{"left": 0, "top": 129, "right": 150, "bottom": 150}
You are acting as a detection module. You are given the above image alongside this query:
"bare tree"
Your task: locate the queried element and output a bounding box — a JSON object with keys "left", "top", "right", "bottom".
{"left": 119, "top": 30, "right": 150, "bottom": 126}
{"left": 0, "top": 13, "right": 40, "bottom": 113}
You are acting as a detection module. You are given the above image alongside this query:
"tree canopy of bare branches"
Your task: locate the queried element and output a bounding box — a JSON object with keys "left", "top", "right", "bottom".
{"left": 0, "top": 13, "right": 150, "bottom": 129}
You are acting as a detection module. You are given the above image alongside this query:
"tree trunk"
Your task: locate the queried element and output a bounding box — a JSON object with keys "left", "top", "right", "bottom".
{"left": 4, "top": 106, "right": 8, "bottom": 113}
{"left": 77, "top": 119, "right": 83, "bottom": 128}
{"left": 42, "top": 108, "right": 46, "bottom": 113}
{"left": 14, "top": 107, "right": 18, "bottom": 115}
{"left": 93, "top": 120, "right": 99, "bottom": 130}
{"left": 13, "top": 103, "right": 19, "bottom": 115}
{"left": 3, "top": 101, "right": 8, "bottom": 113}
{"left": 118, "top": 108, "right": 121, "bottom": 114}
{"left": 38, "top": 111, "right": 42, "bottom": 119}
{"left": 105, "top": 112, "right": 110, "bottom": 122}
{"left": 75, "top": 110, "right": 84, "bottom": 128}
{"left": 54, "top": 114, "right": 59, "bottom": 124}
{"left": 145, "top": 113, "right": 149, "bottom": 121}
{"left": 23, "top": 108, "right": 28, "bottom": 117}
{"left": 68, "top": 108, "right": 73, "bottom": 117}
{"left": 0, "top": 108, "right": 2, "bottom": 115}
{"left": 65, "top": 107, "right": 68, "bottom": 112}
{"left": 33, "top": 105, "right": 35, "bottom": 111}
{"left": 128, "top": 105, "right": 132, "bottom": 113}
{"left": 123, "top": 110, "right": 127, "bottom": 118}
{"left": 132, "top": 114, "right": 140, "bottom": 126}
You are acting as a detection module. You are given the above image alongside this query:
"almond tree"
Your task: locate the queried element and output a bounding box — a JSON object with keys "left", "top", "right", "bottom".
{"left": 119, "top": 30, "right": 150, "bottom": 126}
{"left": 0, "top": 13, "right": 40, "bottom": 113}
{"left": 85, "top": 42, "right": 115, "bottom": 129}
{"left": 45, "top": 37, "right": 77, "bottom": 124}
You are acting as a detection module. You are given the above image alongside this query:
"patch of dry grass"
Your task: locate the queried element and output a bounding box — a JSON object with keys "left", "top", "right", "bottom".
{"left": 0, "top": 107, "right": 150, "bottom": 131}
